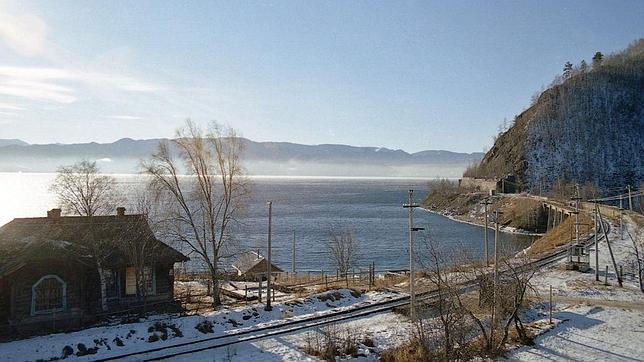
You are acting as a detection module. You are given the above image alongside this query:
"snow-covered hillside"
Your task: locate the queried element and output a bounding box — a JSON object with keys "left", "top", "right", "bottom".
{"left": 467, "top": 39, "right": 644, "bottom": 192}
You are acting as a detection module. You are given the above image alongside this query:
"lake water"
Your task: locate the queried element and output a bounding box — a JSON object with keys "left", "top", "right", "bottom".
{"left": 0, "top": 173, "right": 535, "bottom": 272}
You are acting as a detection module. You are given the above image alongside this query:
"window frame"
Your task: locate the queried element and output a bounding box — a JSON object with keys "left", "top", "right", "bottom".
{"left": 31, "top": 274, "right": 67, "bottom": 316}
{"left": 125, "top": 266, "right": 156, "bottom": 296}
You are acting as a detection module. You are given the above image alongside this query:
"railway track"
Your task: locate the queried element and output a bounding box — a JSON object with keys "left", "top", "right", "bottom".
{"left": 93, "top": 222, "right": 608, "bottom": 361}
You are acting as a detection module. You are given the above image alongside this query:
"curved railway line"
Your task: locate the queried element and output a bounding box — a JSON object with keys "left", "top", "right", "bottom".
{"left": 92, "top": 218, "right": 608, "bottom": 361}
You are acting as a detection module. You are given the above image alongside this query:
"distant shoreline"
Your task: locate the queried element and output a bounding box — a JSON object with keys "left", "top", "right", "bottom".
{"left": 0, "top": 171, "right": 447, "bottom": 181}
{"left": 421, "top": 207, "right": 543, "bottom": 237}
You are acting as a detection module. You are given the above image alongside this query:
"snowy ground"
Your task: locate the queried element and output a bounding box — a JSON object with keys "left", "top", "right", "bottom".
{"left": 168, "top": 313, "right": 411, "bottom": 362}
{"left": 508, "top": 216, "right": 644, "bottom": 361}
{"left": 508, "top": 304, "right": 644, "bottom": 361}
{"left": 1, "top": 216, "right": 641, "bottom": 361}
{"left": 530, "top": 216, "right": 644, "bottom": 303}
{"left": 0, "top": 289, "right": 398, "bottom": 361}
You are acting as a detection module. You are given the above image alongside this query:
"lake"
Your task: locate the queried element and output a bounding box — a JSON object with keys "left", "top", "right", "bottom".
{"left": 0, "top": 173, "right": 535, "bottom": 272}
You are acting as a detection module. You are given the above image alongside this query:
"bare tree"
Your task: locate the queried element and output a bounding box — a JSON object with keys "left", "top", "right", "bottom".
{"left": 326, "top": 228, "right": 358, "bottom": 280}
{"left": 49, "top": 160, "right": 117, "bottom": 311}
{"left": 142, "top": 120, "right": 249, "bottom": 307}
{"left": 50, "top": 160, "right": 117, "bottom": 217}
{"left": 419, "top": 239, "right": 471, "bottom": 360}
{"left": 115, "top": 191, "right": 163, "bottom": 304}
{"left": 416, "top": 237, "right": 537, "bottom": 359}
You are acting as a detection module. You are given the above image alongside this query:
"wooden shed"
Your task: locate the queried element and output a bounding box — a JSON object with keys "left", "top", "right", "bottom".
{"left": 232, "top": 250, "right": 283, "bottom": 280}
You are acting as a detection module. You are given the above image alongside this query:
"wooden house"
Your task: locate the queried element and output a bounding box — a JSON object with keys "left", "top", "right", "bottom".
{"left": 232, "top": 250, "right": 283, "bottom": 280}
{"left": 0, "top": 208, "right": 188, "bottom": 334}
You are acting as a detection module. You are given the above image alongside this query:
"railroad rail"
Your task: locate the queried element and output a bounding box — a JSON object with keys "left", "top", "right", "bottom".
{"left": 93, "top": 221, "right": 607, "bottom": 361}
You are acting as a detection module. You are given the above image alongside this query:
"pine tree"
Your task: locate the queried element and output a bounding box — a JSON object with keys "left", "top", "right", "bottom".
{"left": 592, "top": 51, "right": 603, "bottom": 69}
{"left": 563, "top": 61, "right": 573, "bottom": 79}
{"left": 579, "top": 60, "right": 588, "bottom": 72}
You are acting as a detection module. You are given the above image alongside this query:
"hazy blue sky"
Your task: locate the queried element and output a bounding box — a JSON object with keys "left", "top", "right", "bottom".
{"left": 0, "top": 1, "right": 642, "bottom": 152}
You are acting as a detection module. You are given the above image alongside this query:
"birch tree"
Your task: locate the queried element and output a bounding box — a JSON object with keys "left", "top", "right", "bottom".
{"left": 143, "top": 120, "right": 249, "bottom": 307}
{"left": 50, "top": 160, "right": 117, "bottom": 312}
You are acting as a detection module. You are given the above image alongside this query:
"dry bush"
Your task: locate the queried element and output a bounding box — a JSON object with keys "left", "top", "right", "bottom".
{"left": 380, "top": 339, "right": 432, "bottom": 362}
{"left": 303, "top": 324, "right": 359, "bottom": 361}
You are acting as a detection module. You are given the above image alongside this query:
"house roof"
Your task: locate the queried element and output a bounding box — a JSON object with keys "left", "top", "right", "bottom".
{"left": 232, "top": 250, "right": 283, "bottom": 275}
{"left": 0, "top": 211, "right": 188, "bottom": 277}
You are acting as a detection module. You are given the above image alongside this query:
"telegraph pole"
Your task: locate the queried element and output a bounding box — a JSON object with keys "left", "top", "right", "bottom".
{"left": 570, "top": 184, "right": 581, "bottom": 262}
{"left": 594, "top": 203, "right": 599, "bottom": 281}
{"left": 480, "top": 199, "right": 493, "bottom": 266}
{"left": 627, "top": 185, "right": 633, "bottom": 212}
{"left": 619, "top": 194, "right": 624, "bottom": 239}
{"left": 491, "top": 209, "right": 503, "bottom": 340}
{"left": 403, "top": 190, "right": 424, "bottom": 322}
{"left": 265, "top": 201, "right": 273, "bottom": 311}
{"left": 292, "top": 231, "right": 296, "bottom": 273}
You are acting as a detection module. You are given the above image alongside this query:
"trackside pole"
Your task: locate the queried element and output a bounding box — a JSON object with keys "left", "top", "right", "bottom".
{"left": 594, "top": 204, "right": 599, "bottom": 282}
{"left": 597, "top": 205, "right": 622, "bottom": 286}
{"left": 403, "top": 189, "right": 424, "bottom": 322}
{"left": 549, "top": 285, "right": 553, "bottom": 324}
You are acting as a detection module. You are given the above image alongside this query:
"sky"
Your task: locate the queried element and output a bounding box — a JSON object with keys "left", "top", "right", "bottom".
{"left": 0, "top": 1, "right": 642, "bottom": 153}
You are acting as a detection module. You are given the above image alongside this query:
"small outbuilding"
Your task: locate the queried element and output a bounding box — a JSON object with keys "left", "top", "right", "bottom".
{"left": 232, "top": 250, "right": 283, "bottom": 280}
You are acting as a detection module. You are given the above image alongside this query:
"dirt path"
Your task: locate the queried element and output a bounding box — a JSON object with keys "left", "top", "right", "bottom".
{"left": 550, "top": 295, "right": 644, "bottom": 311}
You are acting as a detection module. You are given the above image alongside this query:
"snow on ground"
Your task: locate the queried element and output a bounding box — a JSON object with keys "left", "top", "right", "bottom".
{"left": 0, "top": 289, "right": 398, "bottom": 361}
{"left": 168, "top": 312, "right": 411, "bottom": 361}
{"left": 2, "top": 216, "right": 641, "bottom": 362}
{"left": 508, "top": 304, "right": 644, "bottom": 361}
{"left": 530, "top": 218, "right": 644, "bottom": 303}
{"left": 509, "top": 216, "right": 644, "bottom": 361}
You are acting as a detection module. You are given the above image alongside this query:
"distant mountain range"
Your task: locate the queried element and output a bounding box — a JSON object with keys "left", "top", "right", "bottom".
{"left": 0, "top": 138, "right": 483, "bottom": 177}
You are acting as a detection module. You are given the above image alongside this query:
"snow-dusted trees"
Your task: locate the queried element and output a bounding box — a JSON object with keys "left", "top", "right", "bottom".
{"left": 467, "top": 40, "right": 644, "bottom": 193}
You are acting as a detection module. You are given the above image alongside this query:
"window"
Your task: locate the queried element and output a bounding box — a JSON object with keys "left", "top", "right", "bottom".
{"left": 142, "top": 266, "right": 156, "bottom": 295}
{"left": 125, "top": 266, "right": 156, "bottom": 296}
{"left": 31, "top": 275, "right": 66, "bottom": 315}
{"left": 125, "top": 267, "right": 136, "bottom": 295}
{"left": 104, "top": 269, "right": 119, "bottom": 299}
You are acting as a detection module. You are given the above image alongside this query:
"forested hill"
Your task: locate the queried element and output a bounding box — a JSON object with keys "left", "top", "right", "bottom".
{"left": 465, "top": 39, "right": 644, "bottom": 192}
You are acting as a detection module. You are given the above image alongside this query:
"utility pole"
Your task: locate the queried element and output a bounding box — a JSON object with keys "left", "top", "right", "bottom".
{"left": 627, "top": 185, "right": 633, "bottom": 212}
{"left": 265, "top": 201, "right": 273, "bottom": 311}
{"left": 570, "top": 184, "right": 581, "bottom": 262}
{"left": 597, "top": 205, "right": 623, "bottom": 287}
{"left": 480, "top": 199, "right": 493, "bottom": 266}
{"left": 491, "top": 209, "right": 503, "bottom": 341}
{"left": 403, "top": 189, "right": 424, "bottom": 322}
{"left": 292, "top": 231, "right": 296, "bottom": 273}
{"left": 594, "top": 203, "right": 599, "bottom": 282}
{"left": 619, "top": 194, "right": 624, "bottom": 239}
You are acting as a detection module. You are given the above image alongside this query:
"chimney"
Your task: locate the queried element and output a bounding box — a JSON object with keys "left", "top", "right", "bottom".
{"left": 116, "top": 207, "right": 126, "bottom": 217}
{"left": 47, "top": 208, "right": 62, "bottom": 219}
